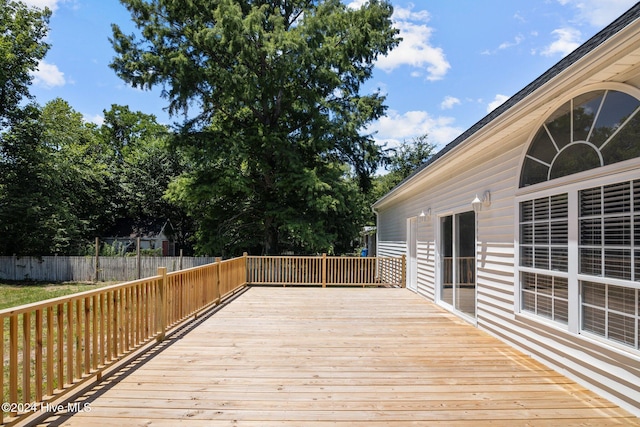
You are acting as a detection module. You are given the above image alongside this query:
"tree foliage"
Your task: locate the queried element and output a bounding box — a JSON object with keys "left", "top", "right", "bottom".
{"left": 368, "top": 134, "right": 437, "bottom": 222}
{"left": 111, "top": 0, "right": 400, "bottom": 255}
{"left": 0, "top": 0, "right": 50, "bottom": 126}
{"left": 0, "top": 100, "right": 110, "bottom": 255}
{"left": 99, "top": 105, "right": 193, "bottom": 253}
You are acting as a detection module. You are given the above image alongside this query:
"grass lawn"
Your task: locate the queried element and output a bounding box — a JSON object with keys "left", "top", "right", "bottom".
{"left": 0, "top": 281, "right": 114, "bottom": 311}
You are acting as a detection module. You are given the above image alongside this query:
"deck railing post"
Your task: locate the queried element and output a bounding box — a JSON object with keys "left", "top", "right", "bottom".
{"left": 215, "top": 257, "right": 222, "bottom": 304}
{"left": 157, "top": 267, "right": 167, "bottom": 342}
{"left": 94, "top": 237, "right": 100, "bottom": 282}
{"left": 243, "top": 252, "right": 248, "bottom": 285}
{"left": 401, "top": 254, "right": 406, "bottom": 288}
{"left": 322, "top": 253, "right": 327, "bottom": 288}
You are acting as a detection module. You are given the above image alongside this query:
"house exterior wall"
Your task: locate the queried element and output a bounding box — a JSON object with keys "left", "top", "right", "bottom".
{"left": 377, "top": 114, "right": 640, "bottom": 417}
{"left": 374, "top": 11, "right": 640, "bottom": 416}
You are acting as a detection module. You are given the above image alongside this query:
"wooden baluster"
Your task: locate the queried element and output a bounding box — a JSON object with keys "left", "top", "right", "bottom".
{"left": 9, "top": 315, "right": 17, "bottom": 416}
{"left": 157, "top": 267, "right": 167, "bottom": 342}
{"left": 84, "top": 297, "right": 91, "bottom": 375}
{"left": 66, "top": 301, "right": 73, "bottom": 385}
{"left": 124, "top": 288, "right": 130, "bottom": 352}
{"left": 75, "top": 300, "right": 81, "bottom": 380}
{"left": 92, "top": 295, "right": 98, "bottom": 371}
{"left": 23, "top": 312, "right": 31, "bottom": 403}
{"left": 35, "top": 309, "right": 43, "bottom": 402}
{"left": 56, "top": 304, "right": 63, "bottom": 390}
{"left": 46, "top": 307, "right": 54, "bottom": 397}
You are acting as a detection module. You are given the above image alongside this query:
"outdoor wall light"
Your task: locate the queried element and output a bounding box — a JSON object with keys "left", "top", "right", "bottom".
{"left": 418, "top": 208, "right": 431, "bottom": 222}
{"left": 472, "top": 191, "right": 491, "bottom": 212}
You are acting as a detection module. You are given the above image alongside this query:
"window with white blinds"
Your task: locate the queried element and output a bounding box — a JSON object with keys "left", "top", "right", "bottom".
{"left": 519, "top": 179, "right": 640, "bottom": 351}
{"left": 580, "top": 181, "right": 638, "bottom": 280}
{"left": 522, "top": 272, "right": 569, "bottom": 323}
{"left": 578, "top": 180, "right": 640, "bottom": 350}
{"left": 519, "top": 194, "right": 569, "bottom": 323}
{"left": 582, "top": 282, "right": 639, "bottom": 350}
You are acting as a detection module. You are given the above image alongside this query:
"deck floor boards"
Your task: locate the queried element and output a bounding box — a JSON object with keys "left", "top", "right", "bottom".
{"left": 37, "top": 287, "right": 639, "bottom": 426}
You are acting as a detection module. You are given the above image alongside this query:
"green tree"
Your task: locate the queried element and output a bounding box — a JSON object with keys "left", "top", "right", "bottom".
{"left": 99, "top": 105, "right": 193, "bottom": 253}
{"left": 0, "top": 0, "right": 50, "bottom": 126}
{"left": 41, "top": 99, "right": 112, "bottom": 248}
{"left": 0, "top": 100, "right": 111, "bottom": 255}
{"left": 367, "top": 134, "right": 437, "bottom": 224}
{"left": 111, "top": 0, "right": 400, "bottom": 255}
{"left": 0, "top": 105, "right": 50, "bottom": 255}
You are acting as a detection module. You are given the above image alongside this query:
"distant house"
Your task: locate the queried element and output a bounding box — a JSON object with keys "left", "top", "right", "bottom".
{"left": 374, "top": 4, "right": 640, "bottom": 416}
{"left": 102, "top": 219, "right": 176, "bottom": 256}
{"left": 360, "top": 226, "right": 377, "bottom": 256}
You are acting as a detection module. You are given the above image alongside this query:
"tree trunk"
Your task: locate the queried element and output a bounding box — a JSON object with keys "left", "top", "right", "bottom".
{"left": 263, "top": 216, "right": 279, "bottom": 255}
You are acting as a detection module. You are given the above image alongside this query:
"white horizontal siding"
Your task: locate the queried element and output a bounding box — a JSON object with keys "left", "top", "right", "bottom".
{"left": 416, "top": 240, "right": 435, "bottom": 301}
{"left": 377, "top": 241, "right": 406, "bottom": 259}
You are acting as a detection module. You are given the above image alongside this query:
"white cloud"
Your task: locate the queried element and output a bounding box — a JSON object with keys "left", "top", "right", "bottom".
{"left": 367, "top": 109, "right": 463, "bottom": 149}
{"left": 514, "top": 12, "right": 526, "bottom": 23}
{"left": 540, "top": 27, "right": 581, "bottom": 57}
{"left": 22, "top": 0, "right": 61, "bottom": 11}
{"left": 482, "top": 33, "right": 525, "bottom": 56}
{"left": 83, "top": 114, "right": 104, "bottom": 126}
{"left": 558, "top": 0, "right": 637, "bottom": 27}
{"left": 499, "top": 34, "right": 524, "bottom": 50}
{"left": 346, "top": 0, "right": 366, "bottom": 9}
{"left": 487, "top": 94, "right": 509, "bottom": 113}
{"left": 440, "top": 96, "right": 460, "bottom": 110}
{"left": 32, "top": 60, "right": 66, "bottom": 88}
{"left": 375, "top": 5, "right": 450, "bottom": 81}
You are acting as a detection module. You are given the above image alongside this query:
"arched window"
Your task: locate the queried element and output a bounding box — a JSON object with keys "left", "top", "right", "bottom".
{"left": 517, "top": 88, "right": 640, "bottom": 353}
{"left": 520, "top": 90, "right": 640, "bottom": 187}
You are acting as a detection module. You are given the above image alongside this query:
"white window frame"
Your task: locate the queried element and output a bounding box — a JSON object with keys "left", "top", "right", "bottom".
{"left": 515, "top": 166, "right": 640, "bottom": 350}
{"left": 435, "top": 206, "right": 478, "bottom": 326}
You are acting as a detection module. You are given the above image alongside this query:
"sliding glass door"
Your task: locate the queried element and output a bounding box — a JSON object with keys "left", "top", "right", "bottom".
{"left": 440, "top": 211, "right": 476, "bottom": 318}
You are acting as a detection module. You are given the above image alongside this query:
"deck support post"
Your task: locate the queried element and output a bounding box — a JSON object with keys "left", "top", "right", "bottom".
{"left": 157, "top": 267, "right": 167, "bottom": 342}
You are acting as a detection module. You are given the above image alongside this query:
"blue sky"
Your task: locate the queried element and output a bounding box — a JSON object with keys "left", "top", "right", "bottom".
{"left": 27, "top": 0, "right": 639, "bottom": 151}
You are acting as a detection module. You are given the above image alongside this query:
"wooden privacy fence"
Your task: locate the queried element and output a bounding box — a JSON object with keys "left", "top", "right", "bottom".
{"left": 0, "top": 257, "right": 245, "bottom": 426}
{"left": 246, "top": 254, "right": 406, "bottom": 287}
{"left": 0, "top": 256, "right": 217, "bottom": 283}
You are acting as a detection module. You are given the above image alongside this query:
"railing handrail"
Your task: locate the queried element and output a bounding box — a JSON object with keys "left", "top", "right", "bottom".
{"left": 0, "top": 276, "right": 162, "bottom": 318}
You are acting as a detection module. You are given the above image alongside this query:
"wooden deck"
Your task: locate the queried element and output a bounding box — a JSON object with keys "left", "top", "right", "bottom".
{"left": 35, "top": 287, "right": 638, "bottom": 426}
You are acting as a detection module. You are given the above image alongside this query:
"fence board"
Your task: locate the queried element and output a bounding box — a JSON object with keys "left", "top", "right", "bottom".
{"left": 0, "top": 256, "right": 216, "bottom": 283}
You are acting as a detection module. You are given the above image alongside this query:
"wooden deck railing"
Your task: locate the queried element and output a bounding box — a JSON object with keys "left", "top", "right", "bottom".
{"left": 0, "top": 257, "right": 246, "bottom": 425}
{"left": 246, "top": 254, "right": 406, "bottom": 287}
{"left": 442, "top": 256, "right": 475, "bottom": 286}
{"left": 0, "top": 254, "right": 403, "bottom": 425}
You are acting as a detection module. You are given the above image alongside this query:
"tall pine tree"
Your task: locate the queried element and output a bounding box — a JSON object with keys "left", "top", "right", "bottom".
{"left": 111, "top": 0, "right": 399, "bottom": 255}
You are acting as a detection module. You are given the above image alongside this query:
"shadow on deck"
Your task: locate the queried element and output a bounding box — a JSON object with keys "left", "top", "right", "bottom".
{"left": 32, "top": 287, "right": 639, "bottom": 426}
